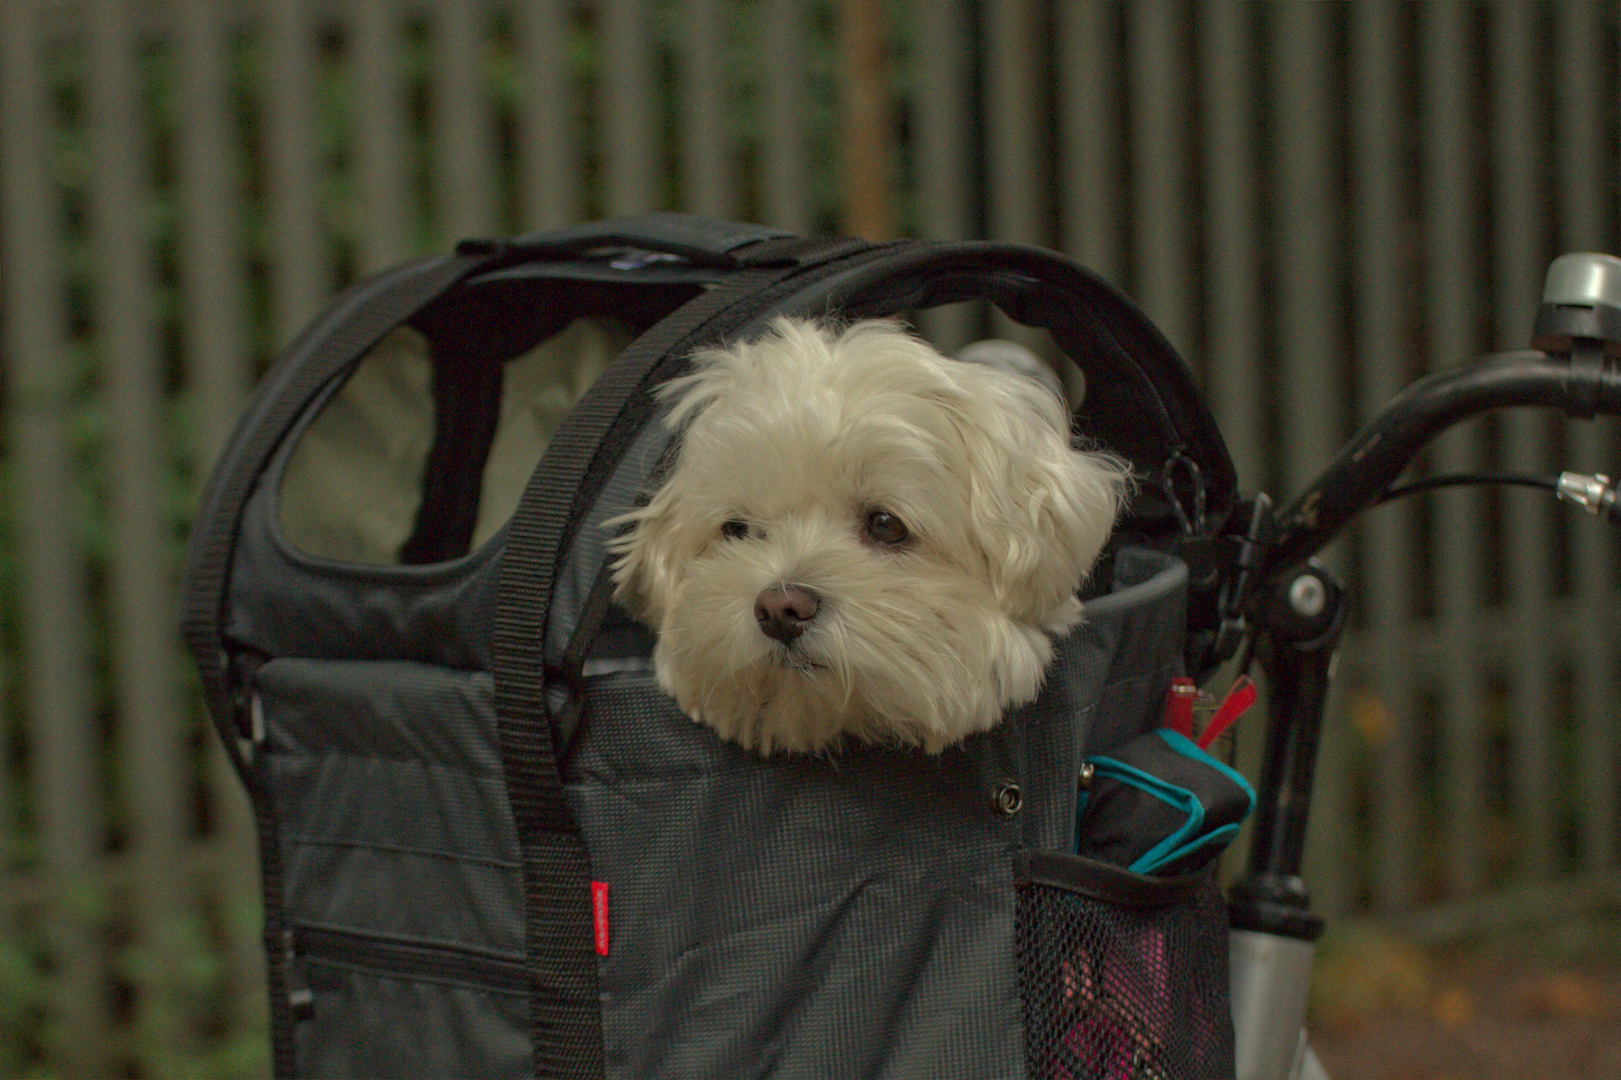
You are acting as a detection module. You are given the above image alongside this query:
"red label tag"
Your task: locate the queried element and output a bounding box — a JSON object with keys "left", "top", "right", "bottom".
{"left": 590, "top": 881, "right": 610, "bottom": 956}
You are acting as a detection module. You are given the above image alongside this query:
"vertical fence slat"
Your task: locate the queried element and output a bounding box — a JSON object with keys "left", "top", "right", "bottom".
{"left": 1125, "top": 0, "right": 1193, "bottom": 358}
{"left": 88, "top": 4, "right": 193, "bottom": 1066}
{"left": 1057, "top": 0, "right": 1123, "bottom": 284}
{"left": 0, "top": 4, "right": 110, "bottom": 1074}
{"left": 1491, "top": 2, "right": 1558, "bottom": 883}
{"left": 915, "top": 2, "right": 969, "bottom": 244}
{"left": 515, "top": 0, "right": 580, "bottom": 230}
{"left": 914, "top": 0, "right": 972, "bottom": 350}
{"left": 1273, "top": 0, "right": 1354, "bottom": 914}
{"left": 984, "top": 0, "right": 1048, "bottom": 348}
{"left": 760, "top": 0, "right": 810, "bottom": 233}
{"left": 1351, "top": 0, "right": 1421, "bottom": 913}
{"left": 178, "top": 0, "right": 249, "bottom": 466}
{"left": 174, "top": 0, "right": 267, "bottom": 1055}
{"left": 353, "top": 0, "right": 413, "bottom": 271}
{"left": 985, "top": 0, "right": 1041, "bottom": 246}
{"left": 838, "top": 0, "right": 894, "bottom": 239}
{"left": 265, "top": 0, "right": 327, "bottom": 347}
{"left": 600, "top": 0, "right": 656, "bottom": 217}
{"left": 1422, "top": 1, "right": 1489, "bottom": 896}
{"left": 677, "top": 0, "right": 734, "bottom": 218}
{"left": 1198, "top": 0, "right": 1261, "bottom": 486}
{"left": 1558, "top": 0, "right": 1620, "bottom": 874}
{"left": 433, "top": 0, "right": 498, "bottom": 241}
{"left": 1273, "top": 1, "right": 1342, "bottom": 497}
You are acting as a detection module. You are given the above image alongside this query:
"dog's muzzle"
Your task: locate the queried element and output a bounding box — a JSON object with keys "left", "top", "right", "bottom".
{"left": 754, "top": 585, "right": 820, "bottom": 644}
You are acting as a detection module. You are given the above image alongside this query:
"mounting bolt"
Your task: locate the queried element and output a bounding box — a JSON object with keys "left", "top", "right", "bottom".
{"left": 1288, "top": 574, "right": 1327, "bottom": 618}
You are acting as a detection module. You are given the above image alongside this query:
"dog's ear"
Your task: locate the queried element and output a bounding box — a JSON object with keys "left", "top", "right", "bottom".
{"left": 960, "top": 379, "right": 1128, "bottom": 630}
{"left": 607, "top": 482, "right": 686, "bottom": 628}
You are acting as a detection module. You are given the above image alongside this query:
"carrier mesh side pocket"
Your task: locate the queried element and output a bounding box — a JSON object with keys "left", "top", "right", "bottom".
{"left": 1015, "top": 852, "right": 1233, "bottom": 1080}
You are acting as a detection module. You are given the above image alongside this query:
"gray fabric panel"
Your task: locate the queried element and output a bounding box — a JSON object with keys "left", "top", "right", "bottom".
{"left": 1078, "top": 551, "right": 1189, "bottom": 757}
{"left": 274, "top": 758, "right": 522, "bottom": 951}
{"left": 259, "top": 659, "right": 505, "bottom": 772}
{"left": 546, "top": 401, "right": 678, "bottom": 681}
{"left": 293, "top": 961, "right": 528, "bottom": 1080}
{"left": 255, "top": 659, "right": 528, "bottom": 1074}
{"left": 568, "top": 548, "right": 1187, "bottom": 1079}
{"left": 570, "top": 677, "right": 1023, "bottom": 1079}
{"left": 258, "top": 660, "right": 521, "bottom": 951}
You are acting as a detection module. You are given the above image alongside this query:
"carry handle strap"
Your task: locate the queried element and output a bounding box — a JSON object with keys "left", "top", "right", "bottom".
{"left": 466, "top": 211, "right": 799, "bottom": 269}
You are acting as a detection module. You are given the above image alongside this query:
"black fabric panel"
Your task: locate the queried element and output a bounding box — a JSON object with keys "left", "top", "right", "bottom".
{"left": 226, "top": 470, "right": 505, "bottom": 672}
{"left": 565, "top": 549, "right": 1189, "bottom": 1079}
{"left": 568, "top": 674, "right": 1025, "bottom": 1080}
{"left": 1079, "top": 551, "right": 1190, "bottom": 758}
{"left": 257, "top": 660, "right": 522, "bottom": 951}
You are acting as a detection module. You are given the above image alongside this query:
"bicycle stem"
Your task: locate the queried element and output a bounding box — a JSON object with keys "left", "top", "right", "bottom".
{"left": 1227, "top": 561, "right": 1343, "bottom": 1080}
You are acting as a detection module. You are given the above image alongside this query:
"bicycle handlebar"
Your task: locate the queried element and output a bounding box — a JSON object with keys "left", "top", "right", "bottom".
{"left": 1262, "top": 347, "right": 1621, "bottom": 579}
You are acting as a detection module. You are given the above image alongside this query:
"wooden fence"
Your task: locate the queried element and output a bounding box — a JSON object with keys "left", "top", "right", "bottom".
{"left": 0, "top": 1, "right": 1618, "bottom": 1075}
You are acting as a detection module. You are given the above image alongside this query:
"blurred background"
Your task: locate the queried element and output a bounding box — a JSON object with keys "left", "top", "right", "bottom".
{"left": 0, "top": 0, "right": 1618, "bottom": 1076}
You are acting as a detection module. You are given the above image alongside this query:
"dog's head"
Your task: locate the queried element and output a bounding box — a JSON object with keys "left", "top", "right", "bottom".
{"left": 608, "top": 316, "right": 1128, "bottom": 753}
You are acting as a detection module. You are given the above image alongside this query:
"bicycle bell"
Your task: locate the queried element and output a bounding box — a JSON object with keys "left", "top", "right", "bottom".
{"left": 1534, "top": 252, "right": 1621, "bottom": 351}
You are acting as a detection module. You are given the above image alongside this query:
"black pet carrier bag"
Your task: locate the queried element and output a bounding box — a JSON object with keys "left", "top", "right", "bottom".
{"left": 181, "top": 214, "right": 1244, "bottom": 1079}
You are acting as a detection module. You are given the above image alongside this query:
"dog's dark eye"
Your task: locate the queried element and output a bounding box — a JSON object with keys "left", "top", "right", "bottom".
{"left": 721, "top": 518, "right": 751, "bottom": 540}
{"left": 864, "top": 509, "right": 911, "bottom": 546}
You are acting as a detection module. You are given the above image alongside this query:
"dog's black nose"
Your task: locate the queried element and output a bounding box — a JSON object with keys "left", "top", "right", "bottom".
{"left": 755, "top": 586, "right": 819, "bottom": 643}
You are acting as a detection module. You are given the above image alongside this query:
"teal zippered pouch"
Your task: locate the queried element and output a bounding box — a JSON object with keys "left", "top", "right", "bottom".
{"left": 1076, "top": 728, "right": 1256, "bottom": 877}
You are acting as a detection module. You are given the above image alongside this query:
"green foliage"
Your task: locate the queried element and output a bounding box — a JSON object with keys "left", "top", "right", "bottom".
{"left": 0, "top": 932, "right": 48, "bottom": 1078}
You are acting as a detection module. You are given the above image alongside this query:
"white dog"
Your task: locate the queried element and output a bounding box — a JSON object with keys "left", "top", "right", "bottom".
{"left": 608, "top": 316, "right": 1128, "bottom": 754}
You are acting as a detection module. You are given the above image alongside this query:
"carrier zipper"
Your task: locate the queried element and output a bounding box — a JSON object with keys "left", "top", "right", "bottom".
{"left": 291, "top": 924, "right": 529, "bottom": 994}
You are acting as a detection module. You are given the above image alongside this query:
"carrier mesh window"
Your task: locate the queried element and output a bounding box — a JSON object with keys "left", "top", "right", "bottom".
{"left": 278, "top": 317, "right": 632, "bottom": 565}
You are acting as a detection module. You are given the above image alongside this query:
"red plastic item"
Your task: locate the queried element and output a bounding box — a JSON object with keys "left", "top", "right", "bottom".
{"left": 1196, "top": 675, "right": 1258, "bottom": 750}
{"left": 1164, "top": 677, "right": 1198, "bottom": 737}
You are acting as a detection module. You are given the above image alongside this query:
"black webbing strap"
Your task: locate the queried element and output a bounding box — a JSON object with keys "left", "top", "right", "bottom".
{"left": 491, "top": 235, "right": 902, "bottom": 1078}
{"left": 399, "top": 336, "right": 506, "bottom": 564}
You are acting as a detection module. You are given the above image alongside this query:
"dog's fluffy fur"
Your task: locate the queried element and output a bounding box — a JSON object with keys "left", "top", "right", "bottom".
{"left": 609, "top": 316, "right": 1128, "bottom": 754}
